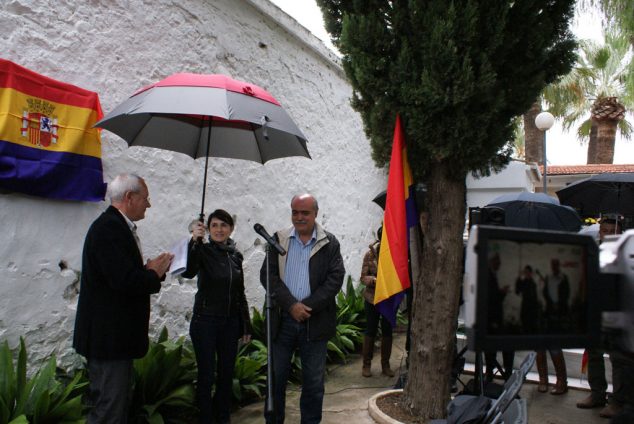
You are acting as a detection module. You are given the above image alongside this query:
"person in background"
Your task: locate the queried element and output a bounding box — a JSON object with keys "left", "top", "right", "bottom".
{"left": 183, "top": 209, "right": 252, "bottom": 424}
{"left": 73, "top": 173, "right": 173, "bottom": 423}
{"left": 261, "top": 193, "right": 345, "bottom": 424}
{"left": 515, "top": 265, "right": 540, "bottom": 334}
{"left": 484, "top": 253, "right": 515, "bottom": 382}
{"left": 577, "top": 215, "right": 625, "bottom": 418}
{"left": 535, "top": 258, "right": 569, "bottom": 395}
{"left": 360, "top": 226, "right": 395, "bottom": 378}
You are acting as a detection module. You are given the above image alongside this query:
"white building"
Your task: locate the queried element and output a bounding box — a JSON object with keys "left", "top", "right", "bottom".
{"left": 0, "top": 0, "right": 385, "bottom": 368}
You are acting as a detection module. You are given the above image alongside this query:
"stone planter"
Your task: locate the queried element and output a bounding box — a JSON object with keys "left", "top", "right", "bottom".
{"left": 368, "top": 389, "right": 405, "bottom": 424}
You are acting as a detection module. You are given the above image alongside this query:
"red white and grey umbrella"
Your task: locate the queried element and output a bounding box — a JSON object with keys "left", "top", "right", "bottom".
{"left": 95, "top": 73, "right": 310, "bottom": 218}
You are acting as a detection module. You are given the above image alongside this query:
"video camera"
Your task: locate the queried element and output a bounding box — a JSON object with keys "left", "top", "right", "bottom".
{"left": 463, "top": 225, "right": 634, "bottom": 352}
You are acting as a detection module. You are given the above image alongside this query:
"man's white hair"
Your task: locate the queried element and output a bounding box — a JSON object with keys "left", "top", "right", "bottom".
{"left": 291, "top": 193, "right": 319, "bottom": 212}
{"left": 108, "top": 174, "right": 143, "bottom": 203}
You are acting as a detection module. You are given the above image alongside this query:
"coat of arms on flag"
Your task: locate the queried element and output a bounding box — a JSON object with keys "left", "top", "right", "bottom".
{"left": 22, "top": 98, "right": 59, "bottom": 147}
{"left": 0, "top": 58, "right": 106, "bottom": 201}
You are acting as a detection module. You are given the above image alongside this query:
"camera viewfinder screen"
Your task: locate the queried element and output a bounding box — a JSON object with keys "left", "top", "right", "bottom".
{"left": 486, "top": 239, "right": 588, "bottom": 338}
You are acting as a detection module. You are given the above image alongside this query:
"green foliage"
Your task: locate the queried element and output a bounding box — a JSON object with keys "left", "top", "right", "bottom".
{"left": 318, "top": 1, "right": 577, "bottom": 416}
{"left": 543, "top": 29, "right": 633, "bottom": 141}
{"left": 249, "top": 307, "right": 265, "bottom": 343}
{"left": 335, "top": 276, "right": 366, "bottom": 331}
{"left": 594, "top": 0, "right": 634, "bottom": 48}
{"left": 317, "top": 0, "right": 577, "bottom": 180}
{"left": 128, "top": 328, "right": 196, "bottom": 424}
{"left": 232, "top": 340, "right": 267, "bottom": 403}
{"left": 0, "top": 338, "right": 86, "bottom": 424}
{"left": 328, "top": 276, "right": 365, "bottom": 362}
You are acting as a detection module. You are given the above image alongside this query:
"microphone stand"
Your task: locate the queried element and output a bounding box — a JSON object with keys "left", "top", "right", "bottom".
{"left": 264, "top": 244, "right": 275, "bottom": 420}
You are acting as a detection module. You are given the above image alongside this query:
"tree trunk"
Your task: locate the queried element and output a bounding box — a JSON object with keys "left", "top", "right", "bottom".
{"left": 523, "top": 101, "right": 543, "bottom": 164}
{"left": 590, "top": 97, "right": 625, "bottom": 164}
{"left": 594, "top": 119, "right": 618, "bottom": 164}
{"left": 404, "top": 164, "right": 466, "bottom": 419}
{"left": 586, "top": 121, "right": 599, "bottom": 164}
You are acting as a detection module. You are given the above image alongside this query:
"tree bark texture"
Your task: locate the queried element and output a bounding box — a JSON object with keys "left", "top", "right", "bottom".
{"left": 523, "top": 101, "right": 543, "bottom": 165}
{"left": 404, "top": 164, "right": 466, "bottom": 419}
{"left": 595, "top": 119, "right": 618, "bottom": 164}
{"left": 586, "top": 121, "right": 599, "bottom": 164}
{"left": 590, "top": 97, "right": 624, "bottom": 164}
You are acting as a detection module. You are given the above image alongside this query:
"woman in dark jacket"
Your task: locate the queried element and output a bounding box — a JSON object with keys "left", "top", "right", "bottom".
{"left": 182, "top": 209, "right": 252, "bottom": 424}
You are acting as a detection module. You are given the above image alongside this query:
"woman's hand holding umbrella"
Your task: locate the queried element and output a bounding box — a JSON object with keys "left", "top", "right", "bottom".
{"left": 190, "top": 220, "right": 206, "bottom": 243}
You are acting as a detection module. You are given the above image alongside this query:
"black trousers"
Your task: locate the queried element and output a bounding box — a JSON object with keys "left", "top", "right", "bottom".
{"left": 190, "top": 313, "right": 240, "bottom": 424}
{"left": 87, "top": 358, "right": 133, "bottom": 424}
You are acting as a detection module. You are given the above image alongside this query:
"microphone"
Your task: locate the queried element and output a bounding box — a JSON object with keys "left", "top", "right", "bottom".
{"left": 254, "top": 223, "right": 286, "bottom": 256}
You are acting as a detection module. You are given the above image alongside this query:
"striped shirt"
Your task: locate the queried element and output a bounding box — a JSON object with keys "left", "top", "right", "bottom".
{"left": 284, "top": 227, "right": 316, "bottom": 301}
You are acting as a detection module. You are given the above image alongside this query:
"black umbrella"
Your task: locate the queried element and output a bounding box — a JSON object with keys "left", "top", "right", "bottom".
{"left": 372, "top": 183, "right": 427, "bottom": 210}
{"left": 556, "top": 173, "right": 634, "bottom": 216}
{"left": 486, "top": 192, "right": 582, "bottom": 232}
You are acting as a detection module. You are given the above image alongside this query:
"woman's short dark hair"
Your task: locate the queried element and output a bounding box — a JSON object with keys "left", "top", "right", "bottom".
{"left": 207, "top": 209, "right": 234, "bottom": 228}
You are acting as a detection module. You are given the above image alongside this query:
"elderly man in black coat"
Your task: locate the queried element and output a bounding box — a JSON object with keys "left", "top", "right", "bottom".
{"left": 73, "top": 173, "right": 173, "bottom": 423}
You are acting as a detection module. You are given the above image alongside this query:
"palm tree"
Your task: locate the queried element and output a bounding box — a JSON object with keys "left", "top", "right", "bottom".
{"left": 594, "top": 0, "right": 634, "bottom": 47}
{"left": 522, "top": 101, "right": 543, "bottom": 164}
{"left": 543, "top": 30, "right": 633, "bottom": 163}
{"left": 512, "top": 116, "right": 526, "bottom": 160}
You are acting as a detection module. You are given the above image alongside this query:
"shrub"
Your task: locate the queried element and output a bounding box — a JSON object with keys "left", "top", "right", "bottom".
{"left": 128, "top": 328, "right": 197, "bottom": 423}
{"left": 0, "top": 338, "right": 86, "bottom": 424}
{"left": 328, "top": 276, "right": 365, "bottom": 362}
{"left": 231, "top": 340, "right": 267, "bottom": 403}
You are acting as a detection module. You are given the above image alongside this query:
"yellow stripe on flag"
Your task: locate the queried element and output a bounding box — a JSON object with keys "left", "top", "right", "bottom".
{"left": 374, "top": 231, "right": 402, "bottom": 303}
{"left": 0, "top": 87, "right": 101, "bottom": 158}
{"left": 402, "top": 146, "right": 413, "bottom": 199}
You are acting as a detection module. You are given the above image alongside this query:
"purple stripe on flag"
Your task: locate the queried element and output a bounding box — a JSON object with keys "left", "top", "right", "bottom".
{"left": 376, "top": 291, "right": 405, "bottom": 328}
{"left": 0, "top": 140, "right": 106, "bottom": 202}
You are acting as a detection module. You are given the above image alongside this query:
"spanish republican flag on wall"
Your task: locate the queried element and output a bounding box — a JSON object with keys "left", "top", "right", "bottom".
{"left": 0, "top": 59, "right": 106, "bottom": 201}
{"left": 375, "top": 115, "right": 418, "bottom": 327}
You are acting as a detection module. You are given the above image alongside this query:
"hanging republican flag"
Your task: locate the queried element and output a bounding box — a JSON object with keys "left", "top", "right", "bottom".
{"left": 0, "top": 58, "right": 106, "bottom": 201}
{"left": 375, "top": 114, "right": 418, "bottom": 327}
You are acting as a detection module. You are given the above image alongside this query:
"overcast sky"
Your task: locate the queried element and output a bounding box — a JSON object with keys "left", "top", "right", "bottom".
{"left": 270, "top": 0, "right": 633, "bottom": 165}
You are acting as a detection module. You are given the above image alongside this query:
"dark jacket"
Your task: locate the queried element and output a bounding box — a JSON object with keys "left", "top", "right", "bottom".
{"left": 73, "top": 206, "right": 162, "bottom": 360}
{"left": 260, "top": 223, "right": 345, "bottom": 341}
{"left": 182, "top": 238, "right": 252, "bottom": 336}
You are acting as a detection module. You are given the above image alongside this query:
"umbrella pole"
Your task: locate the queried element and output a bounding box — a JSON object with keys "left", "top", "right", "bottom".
{"left": 199, "top": 116, "right": 213, "bottom": 223}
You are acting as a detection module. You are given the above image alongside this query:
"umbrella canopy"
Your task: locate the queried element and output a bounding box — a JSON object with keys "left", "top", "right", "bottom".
{"left": 372, "top": 183, "right": 427, "bottom": 210}
{"left": 95, "top": 73, "right": 310, "bottom": 217}
{"left": 556, "top": 172, "right": 634, "bottom": 216}
{"left": 486, "top": 192, "right": 582, "bottom": 232}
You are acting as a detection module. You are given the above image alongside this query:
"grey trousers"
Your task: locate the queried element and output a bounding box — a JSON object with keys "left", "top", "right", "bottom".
{"left": 87, "top": 358, "right": 133, "bottom": 424}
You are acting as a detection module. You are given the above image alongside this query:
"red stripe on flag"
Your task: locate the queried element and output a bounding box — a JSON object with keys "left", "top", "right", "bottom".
{"left": 383, "top": 115, "right": 411, "bottom": 290}
{"left": 0, "top": 58, "right": 103, "bottom": 111}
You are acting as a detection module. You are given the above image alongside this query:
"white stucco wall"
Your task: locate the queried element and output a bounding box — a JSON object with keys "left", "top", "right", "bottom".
{"left": 0, "top": 0, "right": 385, "bottom": 368}
{"left": 466, "top": 161, "right": 540, "bottom": 208}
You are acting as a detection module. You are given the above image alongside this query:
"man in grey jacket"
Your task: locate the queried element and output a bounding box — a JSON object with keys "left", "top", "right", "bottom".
{"left": 261, "top": 193, "right": 345, "bottom": 424}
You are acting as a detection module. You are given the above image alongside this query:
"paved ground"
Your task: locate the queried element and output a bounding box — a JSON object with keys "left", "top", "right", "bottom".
{"left": 231, "top": 332, "right": 609, "bottom": 423}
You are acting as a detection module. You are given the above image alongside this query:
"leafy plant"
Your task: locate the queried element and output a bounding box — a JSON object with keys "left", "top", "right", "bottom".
{"left": 128, "top": 328, "right": 197, "bottom": 424}
{"left": 0, "top": 338, "right": 87, "bottom": 424}
{"left": 240, "top": 308, "right": 303, "bottom": 389}
{"left": 231, "top": 340, "right": 267, "bottom": 403}
{"left": 328, "top": 276, "right": 365, "bottom": 362}
{"left": 335, "top": 276, "right": 366, "bottom": 331}
{"left": 249, "top": 307, "right": 266, "bottom": 343}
